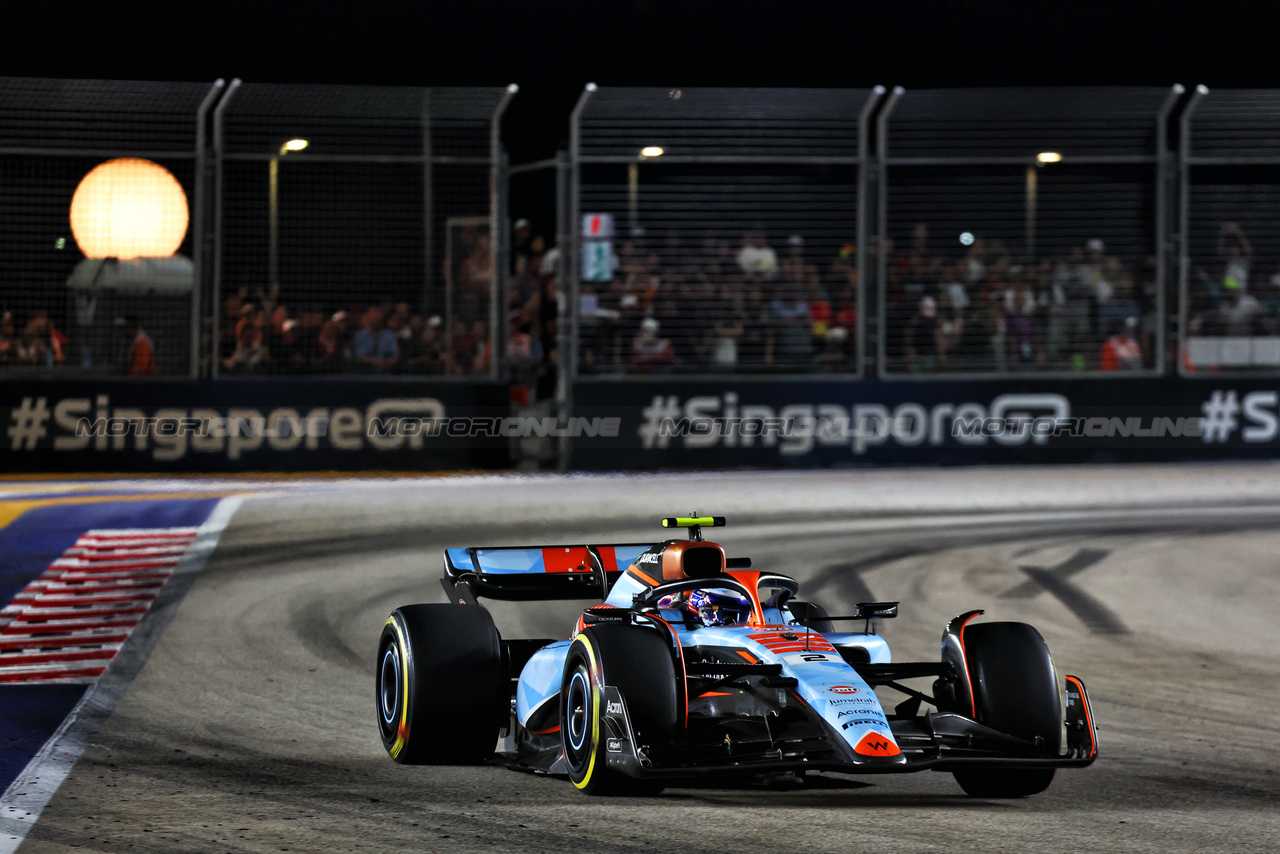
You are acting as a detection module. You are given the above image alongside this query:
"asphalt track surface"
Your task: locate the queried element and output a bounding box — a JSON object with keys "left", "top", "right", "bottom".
{"left": 12, "top": 469, "right": 1280, "bottom": 853}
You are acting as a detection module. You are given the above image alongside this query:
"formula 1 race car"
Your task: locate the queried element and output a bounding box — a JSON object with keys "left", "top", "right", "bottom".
{"left": 376, "top": 516, "right": 1097, "bottom": 797}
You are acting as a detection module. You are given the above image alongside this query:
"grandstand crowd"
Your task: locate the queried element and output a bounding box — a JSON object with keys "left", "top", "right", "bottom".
{"left": 7, "top": 221, "right": 1279, "bottom": 384}
{"left": 578, "top": 223, "right": 1160, "bottom": 375}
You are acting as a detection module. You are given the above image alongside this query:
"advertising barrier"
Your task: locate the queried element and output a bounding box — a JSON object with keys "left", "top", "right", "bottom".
{"left": 570, "top": 377, "right": 1280, "bottom": 469}
{"left": 10, "top": 376, "right": 1280, "bottom": 473}
{"left": 1, "top": 380, "right": 511, "bottom": 473}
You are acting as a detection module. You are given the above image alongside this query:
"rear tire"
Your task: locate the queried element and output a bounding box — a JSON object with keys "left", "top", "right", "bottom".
{"left": 561, "top": 625, "right": 676, "bottom": 796}
{"left": 952, "top": 621, "right": 1061, "bottom": 798}
{"left": 377, "top": 604, "right": 505, "bottom": 764}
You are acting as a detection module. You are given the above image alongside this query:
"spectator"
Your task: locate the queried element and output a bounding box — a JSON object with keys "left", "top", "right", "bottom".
{"left": 1098, "top": 263, "right": 1142, "bottom": 336}
{"left": 406, "top": 315, "right": 445, "bottom": 374}
{"left": 389, "top": 303, "right": 412, "bottom": 339}
{"left": 1005, "top": 280, "right": 1037, "bottom": 365}
{"left": 631, "top": 317, "right": 675, "bottom": 371}
{"left": 540, "top": 244, "right": 561, "bottom": 281}
{"left": 352, "top": 307, "right": 399, "bottom": 373}
{"left": 507, "top": 312, "right": 543, "bottom": 403}
{"left": 736, "top": 229, "right": 778, "bottom": 279}
{"left": 511, "top": 255, "right": 542, "bottom": 314}
{"left": 121, "top": 317, "right": 155, "bottom": 376}
{"left": 512, "top": 218, "right": 533, "bottom": 274}
{"left": 779, "top": 234, "right": 819, "bottom": 288}
{"left": 806, "top": 278, "right": 832, "bottom": 350}
{"left": 316, "top": 311, "right": 349, "bottom": 369}
{"left": 904, "top": 295, "right": 939, "bottom": 372}
{"left": 16, "top": 319, "right": 47, "bottom": 364}
{"left": 832, "top": 284, "right": 857, "bottom": 339}
{"left": 1218, "top": 222, "right": 1252, "bottom": 291}
{"left": 739, "top": 286, "right": 771, "bottom": 369}
{"left": 221, "top": 287, "right": 247, "bottom": 360}
{"left": 1060, "top": 246, "right": 1094, "bottom": 354}
{"left": 1099, "top": 317, "right": 1144, "bottom": 371}
{"left": 816, "top": 326, "right": 851, "bottom": 368}
{"left": 710, "top": 284, "right": 746, "bottom": 368}
{"left": 471, "top": 320, "right": 491, "bottom": 374}
{"left": 982, "top": 293, "right": 1008, "bottom": 373}
{"left": 963, "top": 237, "right": 988, "bottom": 286}
{"left": 767, "top": 285, "right": 812, "bottom": 368}
{"left": 223, "top": 319, "right": 266, "bottom": 373}
{"left": 263, "top": 305, "right": 295, "bottom": 371}
{"left": 1219, "top": 279, "right": 1263, "bottom": 337}
{"left": 236, "top": 302, "right": 264, "bottom": 351}
{"left": 935, "top": 290, "right": 965, "bottom": 366}
{"left": 23, "top": 311, "right": 66, "bottom": 365}
{"left": 0, "top": 312, "right": 15, "bottom": 363}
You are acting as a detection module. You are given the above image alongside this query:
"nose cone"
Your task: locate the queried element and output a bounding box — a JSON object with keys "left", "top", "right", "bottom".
{"left": 853, "top": 730, "right": 901, "bottom": 757}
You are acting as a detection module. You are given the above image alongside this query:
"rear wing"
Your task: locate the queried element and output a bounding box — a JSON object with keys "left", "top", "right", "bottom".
{"left": 442, "top": 543, "right": 656, "bottom": 602}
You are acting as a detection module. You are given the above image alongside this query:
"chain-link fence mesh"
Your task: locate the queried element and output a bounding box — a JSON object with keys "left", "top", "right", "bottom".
{"left": 1183, "top": 90, "right": 1280, "bottom": 374}
{"left": 214, "top": 83, "right": 508, "bottom": 377}
{"left": 16, "top": 78, "right": 1280, "bottom": 386}
{"left": 572, "top": 88, "right": 877, "bottom": 377}
{"left": 880, "top": 87, "right": 1179, "bottom": 378}
{"left": 0, "top": 77, "right": 215, "bottom": 376}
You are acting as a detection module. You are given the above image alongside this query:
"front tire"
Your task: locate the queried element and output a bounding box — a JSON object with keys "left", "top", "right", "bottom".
{"left": 952, "top": 621, "right": 1062, "bottom": 798}
{"left": 377, "top": 604, "right": 505, "bottom": 764}
{"left": 561, "top": 625, "right": 676, "bottom": 796}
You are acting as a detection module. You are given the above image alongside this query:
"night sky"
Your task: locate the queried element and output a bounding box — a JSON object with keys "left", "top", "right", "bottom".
{"left": 4, "top": 1, "right": 1275, "bottom": 161}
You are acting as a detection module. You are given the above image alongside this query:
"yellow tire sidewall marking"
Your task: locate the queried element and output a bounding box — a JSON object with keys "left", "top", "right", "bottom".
{"left": 571, "top": 633, "right": 601, "bottom": 790}
{"left": 384, "top": 615, "right": 411, "bottom": 759}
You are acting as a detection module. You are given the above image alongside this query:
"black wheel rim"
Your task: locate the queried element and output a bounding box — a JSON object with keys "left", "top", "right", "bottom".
{"left": 563, "top": 662, "right": 592, "bottom": 771}
{"left": 379, "top": 641, "right": 401, "bottom": 739}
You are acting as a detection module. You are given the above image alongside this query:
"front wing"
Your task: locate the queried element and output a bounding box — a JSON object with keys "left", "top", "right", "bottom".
{"left": 508, "top": 674, "right": 1097, "bottom": 779}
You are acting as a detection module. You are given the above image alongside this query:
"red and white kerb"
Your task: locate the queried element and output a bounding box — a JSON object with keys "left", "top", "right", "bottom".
{"left": 0, "top": 527, "right": 199, "bottom": 684}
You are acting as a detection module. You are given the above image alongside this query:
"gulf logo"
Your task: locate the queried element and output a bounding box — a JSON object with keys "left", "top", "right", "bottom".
{"left": 828, "top": 685, "right": 858, "bottom": 694}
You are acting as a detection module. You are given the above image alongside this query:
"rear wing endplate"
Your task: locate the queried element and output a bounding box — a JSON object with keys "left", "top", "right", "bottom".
{"left": 442, "top": 543, "right": 655, "bottom": 602}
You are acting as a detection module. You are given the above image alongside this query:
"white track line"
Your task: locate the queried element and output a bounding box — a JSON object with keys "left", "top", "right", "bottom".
{"left": 0, "top": 496, "right": 243, "bottom": 854}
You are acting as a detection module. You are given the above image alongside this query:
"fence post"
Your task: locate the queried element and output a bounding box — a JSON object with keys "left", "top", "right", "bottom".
{"left": 419, "top": 89, "right": 434, "bottom": 320}
{"left": 192, "top": 79, "right": 226, "bottom": 379}
{"left": 555, "top": 150, "right": 573, "bottom": 472}
{"left": 1153, "top": 84, "right": 1185, "bottom": 376}
{"left": 209, "top": 78, "right": 241, "bottom": 380}
{"left": 490, "top": 84, "right": 518, "bottom": 382}
{"left": 856, "top": 86, "right": 885, "bottom": 379}
{"left": 874, "top": 86, "right": 904, "bottom": 379}
{"left": 1176, "top": 84, "right": 1209, "bottom": 376}
{"left": 566, "top": 83, "right": 596, "bottom": 401}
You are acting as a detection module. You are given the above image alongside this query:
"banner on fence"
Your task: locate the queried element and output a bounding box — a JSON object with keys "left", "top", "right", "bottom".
{"left": 1, "top": 380, "right": 511, "bottom": 473}
{"left": 569, "top": 377, "right": 1280, "bottom": 469}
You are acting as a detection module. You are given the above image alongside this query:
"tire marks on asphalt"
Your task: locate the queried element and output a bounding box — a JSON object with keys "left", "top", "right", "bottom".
{"left": 1000, "top": 548, "right": 1129, "bottom": 635}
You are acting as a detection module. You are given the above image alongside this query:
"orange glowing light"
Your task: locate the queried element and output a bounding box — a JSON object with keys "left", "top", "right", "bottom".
{"left": 69, "top": 158, "right": 189, "bottom": 260}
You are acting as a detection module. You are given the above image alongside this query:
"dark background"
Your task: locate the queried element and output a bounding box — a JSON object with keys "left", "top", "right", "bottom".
{"left": 3, "top": 1, "right": 1277, "bottom": 235}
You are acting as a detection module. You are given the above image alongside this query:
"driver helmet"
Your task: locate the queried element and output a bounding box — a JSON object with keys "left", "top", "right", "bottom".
{"left": 688, "top": 588, "right": 752, "bottom": 627}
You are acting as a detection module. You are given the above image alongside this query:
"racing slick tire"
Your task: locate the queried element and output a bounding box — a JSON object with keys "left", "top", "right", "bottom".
{"left": 377, "top": 604, "right": 505, "bottom": 765}
{"left": 952, "top": 621, "right": 1062, "bottom": 798}
{"left": 561, "top": 625, "right": 676, "bottom": 796}
{"left": 787, "top": 600, "right": 834, "bottom": 634}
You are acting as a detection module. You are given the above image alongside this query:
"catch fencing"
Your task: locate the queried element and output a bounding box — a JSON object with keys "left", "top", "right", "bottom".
{"left": 212, "top": 82, "right": 515, "bottom": 379}
{"left": 567, "top": 86, "right": 881, "bottom": 380}
{"left": 13, "top": 78, "right": 1280, "bottom": 472}
{"left": 0, "top": 77, "right": 514, "bottom": 381}
{"left": 1181, "top": 88, "right": 1280, "bottom": 375}
{"left": 878, "top": 87, "right": 1180, "bottom": 379}
{"left": 0, "top": 76, "right": 220, "bottom": 377}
